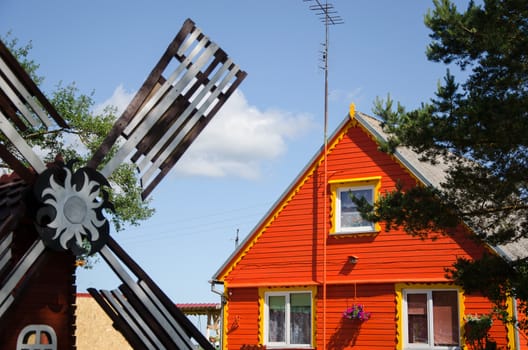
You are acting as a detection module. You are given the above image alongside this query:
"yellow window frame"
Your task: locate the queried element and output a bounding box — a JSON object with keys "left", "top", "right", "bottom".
{"left": 395, "top": 283, "right": 465, "bottom": 350}
{"left": 329, "top": 176, "right": 381, "bottom": 236}
{"left": 258, "top": 286, "right": 317, "bottom": 347}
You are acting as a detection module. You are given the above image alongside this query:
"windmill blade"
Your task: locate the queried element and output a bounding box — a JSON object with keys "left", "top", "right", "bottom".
{"left": 89, "top": 237, "right": 215, "bottom": 350}
{"left": 93, "top": 288, "right": 163, "bottom": 349}
{"left": 0, "top": 40, "right": 69, "bottom": 180}
{"left": 0, "top": 232, "right": 13, "bottom": 275}
{"left": 0, "top": 238, "right": 46, "bottom": 318}
{"left": 0, "top": 111, "right": 46, "bottom": 175}
{"left": 88, "top": 18, "right": 246, "bottom": 199}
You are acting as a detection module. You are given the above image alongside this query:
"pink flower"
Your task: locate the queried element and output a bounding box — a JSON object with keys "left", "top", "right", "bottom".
{"left": 343, "top": 304, "right": 371, "bottom": 321}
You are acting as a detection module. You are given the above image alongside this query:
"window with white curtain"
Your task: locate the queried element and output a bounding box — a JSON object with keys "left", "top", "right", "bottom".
{"left": 265, "top": 291, "right": 312, "bottom": 347}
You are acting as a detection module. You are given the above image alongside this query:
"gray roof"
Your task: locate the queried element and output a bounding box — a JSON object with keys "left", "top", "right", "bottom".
{"left": 355, "top": 112, "right": 449, "bottom": 188}
{"left": 355, "top": 112, "right": 528, "bottom": 262}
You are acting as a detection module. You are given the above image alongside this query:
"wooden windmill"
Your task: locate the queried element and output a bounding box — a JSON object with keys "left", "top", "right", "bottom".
{"left": 0, "top": 18, "right": 246, "bottom": 350}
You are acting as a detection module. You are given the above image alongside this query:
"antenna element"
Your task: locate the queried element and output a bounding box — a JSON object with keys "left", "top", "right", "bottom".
{"left": 303, "top": 0, "right": 343, "bottom": 142}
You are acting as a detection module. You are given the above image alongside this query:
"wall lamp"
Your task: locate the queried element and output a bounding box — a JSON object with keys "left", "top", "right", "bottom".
{"left": 348, "top": 255, "right": 359, "bottom": 264}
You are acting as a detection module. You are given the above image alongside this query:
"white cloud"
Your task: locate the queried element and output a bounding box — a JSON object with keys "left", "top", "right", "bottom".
{"left": 95, "top": 86, "right": 316, "bottom": 180}
{"left": 174, "top": 90, "right": 316, "bottom": 179}
{"left": 93, "top": 84, "right": 135, "bottom": 116}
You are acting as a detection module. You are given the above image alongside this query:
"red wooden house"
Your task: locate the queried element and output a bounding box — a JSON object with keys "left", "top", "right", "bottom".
{"left": 212, "top": 106, "right": 528, "bottom": 350}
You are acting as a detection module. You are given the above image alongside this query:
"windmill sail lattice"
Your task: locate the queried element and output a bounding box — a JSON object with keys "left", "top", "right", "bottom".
{"left": 0, "top": 18, "right": 245, "bottom": 350}
{"left": 0, "top": 41, "right": 68, "bottom": 181}
{"left": 89, "top": 18, "right": 246, "bottom": 199}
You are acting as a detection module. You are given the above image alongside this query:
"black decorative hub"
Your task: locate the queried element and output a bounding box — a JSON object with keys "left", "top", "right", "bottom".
{"left": 34, "top": 160, "right": 114, "bottom": 255}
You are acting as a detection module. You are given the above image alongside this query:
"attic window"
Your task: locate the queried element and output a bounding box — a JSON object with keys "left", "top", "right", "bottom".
{"left": 330, "top": 177, "right": 381, "bottom": 235}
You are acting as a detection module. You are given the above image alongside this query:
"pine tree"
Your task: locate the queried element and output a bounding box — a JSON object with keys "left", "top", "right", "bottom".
{"left": 371, "top": 0, "right": 528, "bottom": 333}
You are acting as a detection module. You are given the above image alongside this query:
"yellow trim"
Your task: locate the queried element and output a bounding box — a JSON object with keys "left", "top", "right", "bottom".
{"left": 394, "top": 283, "right": 465, "bottom": 350}
{"left": 505, "top": 296, "right": 516, "bottom": 349}
{"left": 258, "top": 286, "right": 318, "bottom": 347}
{"left": 217, "top": 122, "right": 357, "bottom": 280}
{"left": 349, "top": 103, "right": 356, "bottom": 119}
{"left": 329, "top": 176, "right": 382, "bottom": 235}
{"left": 222, "top": 282, "right": 229, "bottom": 350}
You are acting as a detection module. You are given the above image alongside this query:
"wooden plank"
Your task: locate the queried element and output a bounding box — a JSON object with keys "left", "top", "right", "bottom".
{"left": 0, "top": 232, "right": 12, "bottom": 274}
{"left": 0, "top": 90, "right": 28, "bottom": 131}
{"left": 98, "top": 246, "right": 188, "bottom": 347}
{"left": 100, "top": 241, "right": 214, "bottom": 350}
{"left": 0, "top": 40, "right": 68, "bottom": 128}
{"left": 132, "top": 55, "right": 229, "bottom": 170}
{"left": 87, "top": 18, "right": 196, "bottom": 170}
{"left": 88, "top": 18, "right": 246, "bottom": 201}
{"left": 118, "top": 283, "right": 182, "bottom": 349}
{"left": 0, "top": 111, "right": 46, "bottom": 173}
{"left": 103, "top": 289, "right": 161, "bottom": 350}
{"left": 0, "top": 58, "right": 50, "bottom": 127}
{"left": 138, "top": 60, "right": 240, "bottom": 185}
{"left": 0, "top": 239, "right": 45, "bottom": 319}
{"left": 87, "top": 288, "right": 148, "bottom": 350}
{"left": 141, "top": 68, "right": 247, "bottom": 200}
{"left": 0, "top": 143, "right": 37, "bottom": 183}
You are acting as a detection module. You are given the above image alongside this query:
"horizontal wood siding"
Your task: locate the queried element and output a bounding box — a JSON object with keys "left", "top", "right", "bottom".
{"left": 322, "top": 283, "right": 396, "bottom": 349}
{"left": 224, "top": 125, "right": 487, "bottom": 287}
{"left": 225, "top": 287, "right": 260, "bottom": 350}
{"left": 221, "top": 121, "right": 516, "bottom": 349}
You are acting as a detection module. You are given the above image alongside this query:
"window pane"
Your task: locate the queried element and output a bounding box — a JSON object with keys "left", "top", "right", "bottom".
{"left": 407, "top": 293, "right": 428, "bottom": 344}
{"left": 340, "top": 189, "right": 372, "bottom": 229}
{"left": 268, "top": 296, "right": 286, "bottom": 342}
{"left": 41, "top": 331, "right": 52, "bottom": 344}
{"left": 433, "top": 291, "right": 459, "bottom": 346}
{"left": 290, "top": 293, "right": 311, "bottom": 344}
{"left": 23, "top": 331, "right": 37, "bottom": 344}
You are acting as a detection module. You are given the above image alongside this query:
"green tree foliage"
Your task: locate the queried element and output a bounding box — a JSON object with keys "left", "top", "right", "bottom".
{"left": 370, "top": 0, "right": 528, "bottom": 332}
{"left": 2, "top": 34, "right": 154, "bottom": 235}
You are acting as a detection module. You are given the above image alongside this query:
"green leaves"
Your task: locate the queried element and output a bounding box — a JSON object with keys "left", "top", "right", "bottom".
{"left": 363, "top": 183, "right": 459, "bottom": 238}
{"left": 369, "top": 0, "right": 528, "bottom": 334}
{"left": 4, "top": 37, "right": 155, "bottom": 237}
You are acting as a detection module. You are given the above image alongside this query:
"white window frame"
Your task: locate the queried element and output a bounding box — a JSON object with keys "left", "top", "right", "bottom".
{"left": 264, "top": 291, "right": 312, "bottom": 348}
{"left": 16, "top": 324, "right": 57, "bottom": 350}
{"left": 402, "top": 289, "right": 461, "bottom": 350}
{"left": 335, "top": 185, "right": 375, "bottom": 233}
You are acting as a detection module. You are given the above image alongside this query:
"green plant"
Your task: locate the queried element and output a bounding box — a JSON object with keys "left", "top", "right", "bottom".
{"left": 342, "top": 304, "right": 371, "bottom": 321}
{"left": 464, "top": 314, "right": 495, "bottom": 350}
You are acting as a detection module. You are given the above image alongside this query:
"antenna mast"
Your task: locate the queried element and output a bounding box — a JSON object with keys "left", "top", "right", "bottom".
{"left": 304, "top": 2, "right": 342, "bottom": 349}
{"left": 304, "top": 0, "right": 343, "bottom": 143}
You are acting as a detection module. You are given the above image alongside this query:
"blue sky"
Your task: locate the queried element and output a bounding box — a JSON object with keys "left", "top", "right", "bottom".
{"left": 0, "top": 0, "right": 472, "bottom": 304}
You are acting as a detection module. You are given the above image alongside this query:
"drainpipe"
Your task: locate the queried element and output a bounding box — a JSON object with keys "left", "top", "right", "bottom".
{"left": 210, "top": 279, "right": 226, "bottom": 349}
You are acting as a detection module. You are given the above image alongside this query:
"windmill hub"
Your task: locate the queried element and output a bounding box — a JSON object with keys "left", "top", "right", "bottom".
{"left": 63, "top": 195, "right": 87, "bottom": 224}
{"left": 34, "top": 163, "right": 113, "bottom": 255}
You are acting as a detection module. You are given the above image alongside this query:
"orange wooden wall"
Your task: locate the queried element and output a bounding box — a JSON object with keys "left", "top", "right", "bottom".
{"left": 220, "top": 121, "right": 518, "bottom": 349}
{"left": 224, "top": 287, "right": 260, "bottom": 350}
{"left": 223, "top": 124, "right": 485, "bottom": 286}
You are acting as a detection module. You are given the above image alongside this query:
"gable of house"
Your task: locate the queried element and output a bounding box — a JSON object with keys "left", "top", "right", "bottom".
{"left": 212, "top": 107, "right": 527, "bottom": 350}
{"left": 215, "top": 111, "right": 485, "bottom": 287}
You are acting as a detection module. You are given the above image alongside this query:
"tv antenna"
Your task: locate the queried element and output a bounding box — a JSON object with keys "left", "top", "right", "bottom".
{"left": 304, "top": 0, "right": 343, "bottom": 143}
{"left": 304, "top": 2, "right": 343, "bottom": 349}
